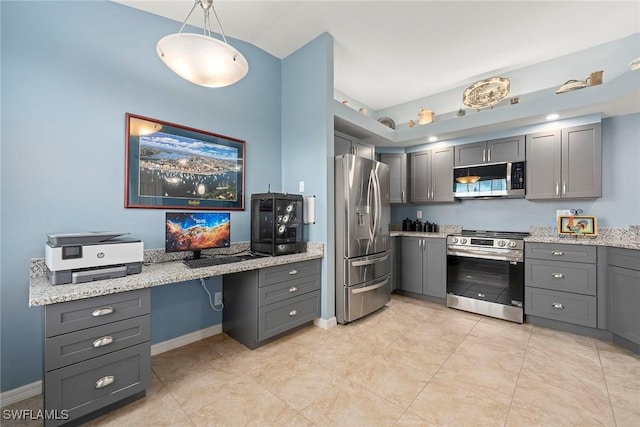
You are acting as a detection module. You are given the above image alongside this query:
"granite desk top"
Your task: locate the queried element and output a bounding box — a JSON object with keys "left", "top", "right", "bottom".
{"left": 29, "top": 242, "right": 324, "bottom": 307}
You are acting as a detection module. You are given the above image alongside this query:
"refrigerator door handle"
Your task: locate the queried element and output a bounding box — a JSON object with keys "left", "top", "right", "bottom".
{"left": 367, "top": 170, "right": 375, "bottom": 242}
{"left": 351, "top": 276, "right": 390, "bottom": 294}
{"left": 351, "top": 253, "right": 391, "bottom": 267}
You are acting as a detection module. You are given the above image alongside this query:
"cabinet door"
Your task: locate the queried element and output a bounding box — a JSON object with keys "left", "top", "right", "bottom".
{"left": 380, "top": 153, "right": 407, "bottom": 203}
{"left": 561, "top": 124, "right": 601, "bottom": 198}
{"left": 423, "top": 239, "right": 446, "bottom": 299}
{"left": 410, "top": 151, "right": 431, "bottom": 203}
{"left": 526, "top": 130, "right": 561, "bottom": 199}
{"left": 454, "top": 141, "right": 486, "bottom": 166}
{"left": 609, "top": 266, "right": 640, "bottom": 345}
{"left": 400, "top": 238, "right": 423, "bottom": 294}
{"left": 487, "top": 135, "right": 525, "bottom": 163}
{"left": 431, "top": 146, "right": 454, "bottom": 202}
{"left": 334, "top": 134, "right": 352, "bottom": 156}
{"left": 354, "top": 141, "right": 375, "bottom": 160}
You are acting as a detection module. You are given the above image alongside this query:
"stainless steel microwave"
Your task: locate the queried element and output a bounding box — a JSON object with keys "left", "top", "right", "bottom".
{"left": 453, "top": 161, "right": 525, "bottom": 199}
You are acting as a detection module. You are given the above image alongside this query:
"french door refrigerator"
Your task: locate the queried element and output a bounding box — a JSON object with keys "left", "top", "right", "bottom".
{"left": 335, "top": 154, "right": 391, "bottom": 324}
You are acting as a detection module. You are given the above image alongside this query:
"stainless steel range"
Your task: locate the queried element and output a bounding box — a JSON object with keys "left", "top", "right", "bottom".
{"left": 446, "top": 230, "right": 529, "bottom": 323}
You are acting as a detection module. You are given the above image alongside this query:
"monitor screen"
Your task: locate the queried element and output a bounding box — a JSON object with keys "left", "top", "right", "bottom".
{"left": 165, "top": 212, "right": 230, "bottom": 258}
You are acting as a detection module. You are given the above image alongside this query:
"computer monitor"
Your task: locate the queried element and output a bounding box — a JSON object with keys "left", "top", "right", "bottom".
{"left": 165, "top": 212, "right": 230, "bottom": 260}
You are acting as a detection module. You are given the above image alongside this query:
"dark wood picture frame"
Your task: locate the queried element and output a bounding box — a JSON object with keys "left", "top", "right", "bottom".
{"left": 125, "top": 113, "right": 245, "bottom": 210}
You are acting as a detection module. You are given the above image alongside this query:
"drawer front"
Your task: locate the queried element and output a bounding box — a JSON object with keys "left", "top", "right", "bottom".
{"left": 525, "top": 243, "right": 597, "bottom": 263}
{"left": 44, "top": 342, "right": 150, "bottom": 426}
{"left": 258, "top": 274, "right": 321, "bottom": 306}
{"left": 258, "top": 290, "right": 320, "bottom": 340}
{"left": 609, "top": 247, "right": 640, "bottom": 271}
{"left": 525, "top": 259, "right": 596, "bottom": 295}
{"left": 525, "top": 287, "right": 596, "bottom": 327}
{"left": 44, "top": 289, "right": 150, "bottom": 337}
{"left": 45, "top": 315, "right": 150, "bottom": 371}
{"left": 259, "top": 260, "right": 321, "bottom": 287}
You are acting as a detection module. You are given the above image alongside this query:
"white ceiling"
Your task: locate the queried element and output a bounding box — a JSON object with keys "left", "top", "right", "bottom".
{"left": 117, "top": 1, "right": 639, "bottom": 111}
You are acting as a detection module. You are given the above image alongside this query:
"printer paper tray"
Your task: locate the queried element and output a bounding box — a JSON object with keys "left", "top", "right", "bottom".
{"left": 47, "top": 232, "right": 130, "bottom": 246}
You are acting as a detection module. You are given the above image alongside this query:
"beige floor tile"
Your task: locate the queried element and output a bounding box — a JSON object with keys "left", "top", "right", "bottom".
{"left": 300, "top": 377, "right": 404, "bottom": 426}
{"left": 393, "top": 411, "right": 437, "bottom": 426}
{"left": 381, "top": 334, "right": 450, "bottom": 376}
{"left": 468, "top": 316, "right": 533, "bottom": 350}
{"left": 409, "top": 377, "right": 511, "bottom": 426}
{"left": 0, "top": 395, "right": 43, "bottom": 427}
{"left": 612, "top": 404, "right": 640, "bottom": 427}
{"left": 597, "top": 342, "right": 640, "bottom": 416}
{"left": 280, "top": 412, "right": 317, "bottom": 426}
{"left": 454, "top": 335, "right": 527, "bottom": 373}
{"left": 509, "top": 375, "right": 616, "bottom": 426}
{"left": 151, "top": 338, "right": 227, "bottom": 383}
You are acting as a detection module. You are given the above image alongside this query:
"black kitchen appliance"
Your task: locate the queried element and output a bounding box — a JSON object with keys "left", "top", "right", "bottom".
{"left": 251, "top": 193, "right": 304, "bottom": 256}
{"left": 446, "top": 230, "right": 529, "bottom": 323}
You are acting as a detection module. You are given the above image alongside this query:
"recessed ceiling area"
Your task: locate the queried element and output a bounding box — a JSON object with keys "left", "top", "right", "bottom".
{"left": 117, "top": 1, "right": 639, "bottom": 112}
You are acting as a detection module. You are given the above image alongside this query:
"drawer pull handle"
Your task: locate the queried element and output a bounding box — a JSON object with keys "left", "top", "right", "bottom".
{"left": 551, "top": 251, "right": 564, "bottom": 256}
{"left": 288, "top": 269, "right": 298, "bottom": 275}
{"left": 552, "top": 273, "right": 564, "bottom": 279}
{"left": 289, "top": 309, "right": 298, "bottom": 316}
{"left": 552, "top": 303, "right": 564, "bottom": 310}
{"left": 92, "top": 307, "right": 114, "bottom": 317}
{"left": 477, "top": 293, "right": 486, "bottom": 298}
{"left": 95, "top": 375, "right": 115, "bottom": 389}
{"left": 93, "top": 336, "right": 114, "bottom": 348}
{"left": 289, "top": 286, "right": 298, "bottom": 293}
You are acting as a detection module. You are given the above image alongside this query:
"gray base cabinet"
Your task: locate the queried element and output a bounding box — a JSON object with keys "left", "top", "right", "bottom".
{"left": 43, "top": 289, "right": 151, "bottom": 426}
{"left": 608, "top": 248, "right": 640, "bottom": 347}
{"left": 223, "top": 260, "right": 321, "bottom": 349}
{"left": 400, "top": 237, "right": 446, "bottom": 299}
{"left": 525, "top": 243, "right": 600, "bottom": 329}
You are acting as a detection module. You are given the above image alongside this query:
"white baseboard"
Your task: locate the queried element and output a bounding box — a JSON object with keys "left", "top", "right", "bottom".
{"left": 0, "top": 324, "right": 223, "bottom": 407}
{"left": 314, "top": 316, "right": 337, "bottom": 330}
{"left": 150, "top": 324, "right": 222, "bottom": 356}
{"left": 0, "top": 380, "right": 42, "bottom": 407}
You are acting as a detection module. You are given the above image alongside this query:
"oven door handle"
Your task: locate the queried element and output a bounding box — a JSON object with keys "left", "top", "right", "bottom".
{"left": 447, "top": 247, "right": 523, "bottom": 263}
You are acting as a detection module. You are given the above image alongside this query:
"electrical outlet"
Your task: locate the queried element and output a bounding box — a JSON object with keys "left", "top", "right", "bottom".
{"left": 416, "top": 210, "right": 423, "bottom": 219}
{"left": 299, "top": 181, "right": 305, "bottom": 192}
{"left": 214, "top": 292, "right": 223, "bottom": 306}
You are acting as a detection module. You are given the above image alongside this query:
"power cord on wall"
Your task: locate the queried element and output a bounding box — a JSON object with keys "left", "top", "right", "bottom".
{"left": 200, "top": 278, "right": 224, "bottom": 312}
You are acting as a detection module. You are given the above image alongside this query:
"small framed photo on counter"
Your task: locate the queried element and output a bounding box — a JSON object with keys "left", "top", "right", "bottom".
{"left": 558, "top": 215, "right": 598, "bottom": 236}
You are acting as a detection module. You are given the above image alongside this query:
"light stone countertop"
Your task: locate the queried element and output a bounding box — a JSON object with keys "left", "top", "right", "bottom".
{"left": 390, "top": 231, "right": 450, "bottom": 239}
{"left": 525, "top": 226, "right": 640, "bottom": 250}
{"left": 29, "top": 243, "right": 323, "bottom": 307}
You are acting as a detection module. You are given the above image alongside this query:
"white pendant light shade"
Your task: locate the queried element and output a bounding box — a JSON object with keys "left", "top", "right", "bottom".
{"left": 157, "top": 33, "right": 248, "bottom": 88}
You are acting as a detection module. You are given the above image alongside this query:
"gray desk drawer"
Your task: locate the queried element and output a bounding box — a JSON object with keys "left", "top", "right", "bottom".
{"left": 525, "top": 243, "right": 597, "bottom": 263}
{"left": 45, "top": 315, "right": 150, "bottom": 371}
{"left": 44, "top": 289, "right": 150, "bottom": 337}
{"left": 525, "top": 259, "right": 596, "bottom": 295}
{"left": 259, "top": 260, "right": 321, "bottom": 287}
{"left": 525, "top": 287, "right": 596, "bottom": 328}
{"left": 258, "top": 274, "right": 321, "bottom": 306}
{"left": 609, "top": 248, "right": 640, "bottom": 271}
{"left": 258, "top": 290, "right": 320, "bottom": 340}
{"left": 44, "top": 342, "right": 150, "bottom": 427}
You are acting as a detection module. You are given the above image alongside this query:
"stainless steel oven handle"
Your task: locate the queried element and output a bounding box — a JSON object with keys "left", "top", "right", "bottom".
{"left": 351, "top": 254, "right": 390, "bottom": 267}
{"left": 447, "top": 247, "right": 523, "bottom": 262}
{"left": 351, "top": 277, "right": 389, "bottom": 294}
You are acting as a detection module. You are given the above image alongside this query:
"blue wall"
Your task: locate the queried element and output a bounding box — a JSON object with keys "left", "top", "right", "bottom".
{"left": 0, "top": 1, "right": 282, "bottom": 391}
{"left": 392, "top": 113, "right": 640, "bottom": 230}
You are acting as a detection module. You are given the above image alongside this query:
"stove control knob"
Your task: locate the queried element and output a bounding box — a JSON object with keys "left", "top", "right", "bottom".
{"left": 451, "top": 237, "right": 459, "bottom": 244}
{"left": 508, "top": 241, "right": 518, "bottom": 248}
{"left": 497, "top": 240, "right": 506, "bottom": 247}
{"left": 460, "top": 238, "right": 468, "bottom": 244}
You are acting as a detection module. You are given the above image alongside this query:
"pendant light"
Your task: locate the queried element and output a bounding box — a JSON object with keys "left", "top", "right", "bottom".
{"left": 156, "top": 0, "right": 249, "bottom": 88}
{"left": 455, "top": 168, "right": 481, "bottom": 184}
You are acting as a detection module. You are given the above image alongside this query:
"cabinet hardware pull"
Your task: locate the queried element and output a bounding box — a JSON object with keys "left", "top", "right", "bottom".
{"left": 552, "top": 273, "right": 564, "bottom": 279}
{"left": 562, "top": 181, "right": 566, "bottom": 195}
{"left": 487, "top": 149, "right": 491, "bottom": 162}
{"left": 92, "top": 306, "right": 114, "bottom": 317}
{"left": 288, "top": 286, "right": 298, "bottom": 293}
{"left": 92, "top": 336, "right": 114, "bottom": 348}
{"left": 288, "top": 269, "right": 298, "bottom": 275}
{"left": 483, "top": 149, "right": 486, "bottom": 162}
{"left": 555, "top": 182, "right": 559, "bottom": 196}
{"left": 551, "top": 251, "right": 564, "bottom": 256}
{"left": 289, "top": 309, "right": 298, "bottom": 316}
{"left": 478, "top": 293, "right": 486, "bottom": 298}
{"left": 552, "top": 303, "right": 564, "bottom": 309}
{"left": 95, "top": 375, "right": 115, "bottom": 389}
{"left": 401, "top": 191, "right": 404, "bottom": 202}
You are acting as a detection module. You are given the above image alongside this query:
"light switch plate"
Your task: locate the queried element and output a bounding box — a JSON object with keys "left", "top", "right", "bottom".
{"left": 416, "top": 210, "right": 422, "bottom": 219}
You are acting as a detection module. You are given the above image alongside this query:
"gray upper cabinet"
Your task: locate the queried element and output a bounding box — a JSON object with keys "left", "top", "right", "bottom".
{"left": 334, "top": 132, "right": 374, "bottom": 160}
{"left": 410, "top": 146, "right": 454, "bottom": 203}
{"left": 526, "top": 123, "right": 601, "bottom": 200}
{"left": 454, "top": 136, "right": 525, "bottom": 166}
{"left": 380, "top": 153, "right": 407, "bottom": 203}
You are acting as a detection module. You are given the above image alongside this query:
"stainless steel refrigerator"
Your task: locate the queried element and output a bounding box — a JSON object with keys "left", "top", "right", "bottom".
{"left": 335, "top": 154, "right": 391, "bottom": 324}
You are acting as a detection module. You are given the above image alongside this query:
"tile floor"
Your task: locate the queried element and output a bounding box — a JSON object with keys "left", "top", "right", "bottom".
{"left": 3, "top": 295, "right": 640, "bottom": 426}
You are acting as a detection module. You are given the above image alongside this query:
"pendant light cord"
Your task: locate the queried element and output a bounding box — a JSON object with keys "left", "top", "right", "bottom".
{"left": 177, "top": 0, "right": 229, "bottom": 45}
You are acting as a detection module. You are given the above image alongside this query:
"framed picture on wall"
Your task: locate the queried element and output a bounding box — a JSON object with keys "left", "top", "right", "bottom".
{"left": 125, "top": 113, "right": 245, "bottom": 210}
{"left": 557, "top": 215, "right": 598, "bottom": 236}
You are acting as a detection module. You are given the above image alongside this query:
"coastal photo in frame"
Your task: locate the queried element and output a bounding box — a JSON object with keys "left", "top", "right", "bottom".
{"left": 125, "top": 113, "right": 245, "bottom": 210}
{"left": 558, "top": 215, "right": 598, "bottom": 236}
